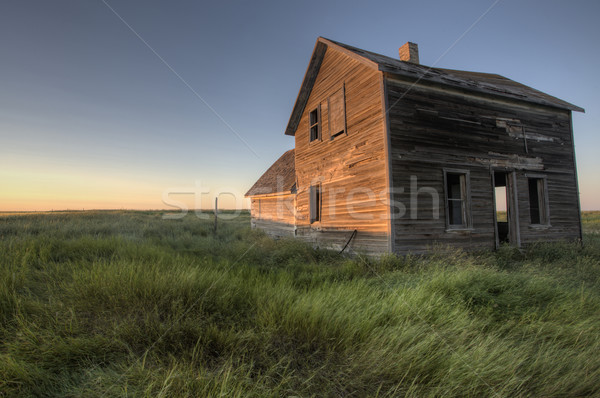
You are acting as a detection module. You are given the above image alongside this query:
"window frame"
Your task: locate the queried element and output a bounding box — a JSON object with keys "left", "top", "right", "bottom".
{"left": 327, "top": 84, "right": 347, "bottom": 140}
{"left": 309, "top": 183, "right": 322, "bottom": 224}
{"left": 526, "top": 174, "right": 550, "bottom": 226}
{"left": 443, "top": 168, "right": 472, "bottom": 230}
{"left": 309, "top": 104, "right": 321, "bottom": 143}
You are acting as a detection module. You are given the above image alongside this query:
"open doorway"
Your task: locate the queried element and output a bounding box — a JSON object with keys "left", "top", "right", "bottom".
{"left": 492, "top": 171, "right": 521, "bottom": 247}
{"left": 493, "top": 172, "right": 510, "bottom": 244}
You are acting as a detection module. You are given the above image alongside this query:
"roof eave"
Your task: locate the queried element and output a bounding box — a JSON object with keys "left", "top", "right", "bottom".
{"left": 284, "top": 39, "right": 326, "bottom": 136}
{"left": 382, "top": 70, "right": 585, "bottom": 113}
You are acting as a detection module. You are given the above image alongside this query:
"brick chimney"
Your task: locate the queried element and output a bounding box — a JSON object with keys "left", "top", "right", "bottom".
{"left": 399, "top": 42, "right": 419, "bottom": 64}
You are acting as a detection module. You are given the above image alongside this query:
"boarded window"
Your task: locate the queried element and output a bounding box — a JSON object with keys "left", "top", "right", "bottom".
{"left": 444, "top": 170, "right": 471, "bottom": 229}
{"left": 328, "top": 85, "right": 346, "bottom": 139}
{"left": 309, "top": 184, "right": 321, "bottom": 223}
{"left": 528, "top": 177, "right": 548, "bottom": 224}
{"left": 309, "top": 106, "right": 320, "bottom": 142}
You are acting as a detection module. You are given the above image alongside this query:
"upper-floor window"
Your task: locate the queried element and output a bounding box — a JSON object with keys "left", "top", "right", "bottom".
{"left": 328, "top": 85, "right": 346, "bottom": 139}
{"left": 528, "top": 177, "right": 549, "bottom": 225}
{"left": 309, "top": 106, "right": 321, "bottom": 142}
{"left": 444, "top": 169, "right": 471, "bottom": 229}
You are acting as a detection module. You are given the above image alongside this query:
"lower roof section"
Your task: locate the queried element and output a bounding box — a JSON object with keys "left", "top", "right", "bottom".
{"left": 245, "top": 149, "right": 296, "bottom": 197}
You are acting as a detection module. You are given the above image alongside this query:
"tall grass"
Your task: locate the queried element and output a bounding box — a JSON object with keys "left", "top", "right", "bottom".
{"left": 1, "top": 210, "right": 599, "bottom": 397}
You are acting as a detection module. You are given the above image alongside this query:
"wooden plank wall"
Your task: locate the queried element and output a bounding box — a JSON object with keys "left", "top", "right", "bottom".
{"left": 385, "top": 77, "right": 581, "bottom": 253}
{"left": 295, "top": 227, "right": 389, "bottom": 255}
{"left": 250, "top": 194, "right": 295, "bottom": 237}
{"left": 251, "top": 218, "right": 296, "bottom": 238}
{"left": 293, "top": 46, "right": 390, "bottom": 255}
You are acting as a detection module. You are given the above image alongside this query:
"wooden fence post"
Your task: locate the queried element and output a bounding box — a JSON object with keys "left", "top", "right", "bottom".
{"left": 214, "top": 197, "right": 218, "bottom": 234}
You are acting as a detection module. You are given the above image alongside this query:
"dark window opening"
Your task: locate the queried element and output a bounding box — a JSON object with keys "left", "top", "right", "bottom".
{"left": 445, "top": 170, "right": 470, "bottom": 229}
{"left": 528, "top": 178, "right": 547, "bottom": 225}
{"left": 529, "top": 180, "right": 540, "bottom": 224}
{"left": 447, "top": 173, "right": 463, "bottom": 225}
{"left": 310, "top": 184, "right": 321, "bottom": 223}
{"left": 309, "top": 107, "right": 320, "bottom": 142}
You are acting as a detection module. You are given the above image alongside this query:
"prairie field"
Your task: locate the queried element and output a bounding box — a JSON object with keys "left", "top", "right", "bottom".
{"left": 1, "top": 210, "right": 599, "bottom": 397}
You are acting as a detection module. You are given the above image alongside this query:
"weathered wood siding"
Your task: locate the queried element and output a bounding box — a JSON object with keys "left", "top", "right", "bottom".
{"left": 250, "top": 194, "right": 295, "bottom": 237}
{"left": 385, "top": 76, "right": 581, "bottom": 253}
{"left": 295, "top": 228, "right": 389, "bottom": 255}
{"left": 293, "top": 46, "right": 390, "bottom": 254}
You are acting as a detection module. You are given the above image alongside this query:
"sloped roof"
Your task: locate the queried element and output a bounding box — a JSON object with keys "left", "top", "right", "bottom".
{"left": 285, "top": 37, "right": 584, "bottom": 136}
{"left": 245, "top": 149, "right": 296, "bottom": 197}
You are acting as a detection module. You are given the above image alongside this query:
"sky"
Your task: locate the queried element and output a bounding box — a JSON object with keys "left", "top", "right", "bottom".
{"left": 1, "top": 0, "right": 599, "bottom": 211}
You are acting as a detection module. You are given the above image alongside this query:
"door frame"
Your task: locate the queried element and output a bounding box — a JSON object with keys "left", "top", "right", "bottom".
{"left": 491, "top": 169, "right": 521, "bottom": 249}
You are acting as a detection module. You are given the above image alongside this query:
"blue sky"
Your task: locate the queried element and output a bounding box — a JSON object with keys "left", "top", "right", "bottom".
{"left": 1, "top": 0, "right": 599, "bottom": 210}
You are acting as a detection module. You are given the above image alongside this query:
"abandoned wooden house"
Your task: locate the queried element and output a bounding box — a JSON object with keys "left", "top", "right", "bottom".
{"left": 245, "top": 37, "right": 584, "bottom": 255}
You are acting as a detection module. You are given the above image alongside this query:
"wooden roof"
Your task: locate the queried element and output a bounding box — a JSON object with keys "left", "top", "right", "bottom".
{"left": 285, "top": 37, "right": 584, "bottom": 136}
{"left": 245, "top": 149, "right": 296, "bottom": 197}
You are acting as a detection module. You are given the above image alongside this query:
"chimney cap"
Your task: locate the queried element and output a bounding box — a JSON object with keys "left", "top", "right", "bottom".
{"left": 399, "top": 42, "right": 419, "bottom": 64}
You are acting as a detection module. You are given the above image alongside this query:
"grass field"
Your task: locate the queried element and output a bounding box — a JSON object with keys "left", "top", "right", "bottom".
{"left": 1, "top": 210, "right": 599, "bottom": 397}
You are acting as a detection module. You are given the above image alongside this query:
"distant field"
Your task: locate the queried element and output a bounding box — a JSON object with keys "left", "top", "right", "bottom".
{"left": 583, "top": 210, "right": 600, "bottom": 233}
{"left": 1, "top": 210, "right": 599, "bottom": 397}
